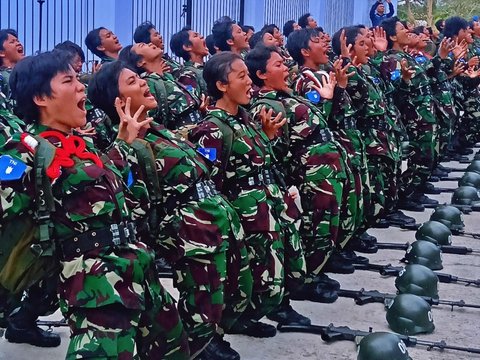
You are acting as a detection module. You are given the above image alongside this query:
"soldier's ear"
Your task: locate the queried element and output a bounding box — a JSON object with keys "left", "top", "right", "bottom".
{"left": 216, "top": 80, "right": 228, "bottom": 94}
{"left": 96, "top": 45, "right": 106, "bottom": 52}
{"left": 116, "top": 96, "right": 127, "bottom": 108}
{"left": 182, "top": 43, "right": 193, "bottom": 52}
{"left": 136, "top": 58, "right": 147, "bottom": 69}
{"left": 226, "top": 38, "right": 235, "bottom": 47}
{"left": 300, "top": 48, "right": 310, "bottom": 58}
{"left": 390, "top": 34, "right": 397, "bottom": 43}
{"left": 33, "top": 95, "right": 48, "bottom": 109}
{"left": 0, "top": 50, "right": 5, "bottom": 59}
{"left": 256, "top": 69, "right": 267, "bottom": 80}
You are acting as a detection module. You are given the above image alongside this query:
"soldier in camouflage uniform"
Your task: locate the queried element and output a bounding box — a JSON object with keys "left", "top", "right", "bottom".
{"left": 331, "top": 27, "right": 399, "bottom": 234}
{"left": 288, "top": 28, "right": 369, "bottom": 268}
{"left": 170, "top": 27, "right": 209, "bottom": 98}
{"left": 85, "top": 27, "right": 122, "bottom": 65}
{"left": 119, "top": 44, "right": 204, "bottom": 134}
{"left": 190, "top": 52, "right": 293, "bottom": 338}
{"left": 134, "top": 21, "right": 183, "bottom": 77}
{"left": 211, "top": 20, "right": 250, "bottom": 57}
{"left": 0, "top": 29, "right": 24, "bottom": 109}
{"left": 246, "top": 44, "right": 351, "bottom": 304}
{"left": 380, "top": 17, "right": 439, "bottom": 210}
{"left": 2, "top": 51, "right": 189, "bottom": 359}
{"left": 88, "top": 61, "right": 250, "bottom": 359}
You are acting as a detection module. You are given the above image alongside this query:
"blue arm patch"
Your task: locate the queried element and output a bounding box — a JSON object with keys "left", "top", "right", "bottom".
{"left": 197, "top": 147, "right": 217, "bottom": 161}
{"left": 185, "top": 85, "right": 194, "bottom": 93}
{"left": 0, "top": 155, "right": 27, "bottom": 181}
{"left": 415, "top": 55, "right": 426, "bottom": 64}
{"left": 305, "top": 90, "right": 321, "bottom": 104}
{"left": 390, "top": 69, "right": 401, "bottom": 81}
{"left": 127, "top": 170, "right": 134, "bottom": 188}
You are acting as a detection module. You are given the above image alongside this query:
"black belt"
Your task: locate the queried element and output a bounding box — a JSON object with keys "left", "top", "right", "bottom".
{"left": 60, "top": 222, "right": 137, "bottom": 259}
{"left": 165, "top": 179, "right": 219, "bottom": 213}
{"left": 414, "top": 86, "right": 433, "bottom": 97}
{"left": 234, "top": 168, "right": 276, "bottom": 189}
{"left": 177, "top": 110, "right": 202, "bottom": 127}
{"left": 361, "top": 116, "right": 389, "bottom": 131}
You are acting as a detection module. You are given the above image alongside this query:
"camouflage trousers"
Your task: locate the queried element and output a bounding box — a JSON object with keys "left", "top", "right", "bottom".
{"left": 283, "top": 222, "right": 307, "bottom": 293}
{"left": 173, "top": 252, "right": 226, "bottom": 357}
{"left": 65, "top": 279, "right": 189, "bottom": 359}
{"left": 400, "top": 123, "right": 436, "bottom": 197}
{"left": 365, "top": 156, "right": 397, "bottom": 225}
{"left": 334, "top": 129, "right": 367, "bottom": 245}
{"left": 230, "top": 231, "right": 284, "bottom": 330}
{"left": 435, "top": 102, "right": 455, "bottom": 159}
{"left": 456, "top": 97, "right": 480, "bottom": 148}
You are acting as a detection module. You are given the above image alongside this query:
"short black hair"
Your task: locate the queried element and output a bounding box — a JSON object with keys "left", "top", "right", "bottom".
{"left": 203, "top": 51, "right": 242, "bottom": 100}
{"left": 85, "top": 27, "right": 106, "bottom": 58}
{"left": 261, "top": 24, "right": 279, "bottom": 36}
{"left": 332, "top": 26, "right": 362, "bottom": 56}
{"left": 241, "top": 25, "right": 254, "bottom": 33}
{"left": 10, "top": 50, "right": 72, "bottom": 123}
{"left": 170, "top": 27, "right": 192, "bottom": 61}
{"left": 133, "top": 21, "right": 155, "bottom": 44}
{"left": 444, "top": 16, "right": 469, "bottom": 38}
{"left": 87, "top": 61, "right": 126, "bottom": 124}
{"left": 206, "top": 34, "right": 217, "bottom": 55}
{"left": 286, "top": 28, "right": 318, "bottom": 66}
{"left": 248, "top": 32, "right": 263, "bottom": 49}
{"left": 245, "top": 45, "right": 279, "bottom": 87}
{"left": 212, "top": 20, "right": 235, "bottom": 51}
{"left": 298, "top": 13, "right": 311, "bottom": 29}
{"left": 54, "top": 40, "right": 86, "bottom": 63}
{"left": 118, "top": 45, "right": 144, "bottom": 74}
{"left": 0, "top": 29, "right": 19, "bottom": 66}
{"left": 435, "top": 19, "right": 445, "bottom": 33}
{"left": 380, "top": 16, "right": 399, "bottom": 49}
{"left": 283, "top": 20, "right": 296, "bottom": 38}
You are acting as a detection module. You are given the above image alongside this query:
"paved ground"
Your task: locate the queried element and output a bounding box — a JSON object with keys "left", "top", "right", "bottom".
{"left": 1, "top": 156, "right": 480, "bottom": 359}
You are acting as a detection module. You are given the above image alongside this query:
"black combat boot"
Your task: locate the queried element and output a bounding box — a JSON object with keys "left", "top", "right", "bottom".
{"left": 196, "top": 334, "right": 240, "bottom": 360}
{"left": 5, "top": 307, "right": 61, "bottom": 347}
{"left": 267, "top": 298, "right": 311, "bottom": 326}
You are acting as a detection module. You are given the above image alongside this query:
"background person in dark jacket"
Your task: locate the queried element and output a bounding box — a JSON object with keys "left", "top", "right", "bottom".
{"left": 370, "top": 0, "right": 395, "bottom": 27}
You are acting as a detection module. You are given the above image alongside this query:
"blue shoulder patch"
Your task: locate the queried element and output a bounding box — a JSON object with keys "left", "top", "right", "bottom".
{"left": 415, "top": 55, "right": 426, "bottom": 64}
{"left": 127, "top": 170, "right": 134, "bottom": 188}
{"left": 197, "top": 147, "right": 217, "bottom": 161}
{"left": 0, "top": 155, "right": 27, "bottom": 181}
{"left": 185, "top": 85, "right": 194, "bottom": 93}
{"left": 390, "top": 69, "right": 401, "bottom": 81}
{"left": 305, "top": 90, "right": 321, "bottom": 104}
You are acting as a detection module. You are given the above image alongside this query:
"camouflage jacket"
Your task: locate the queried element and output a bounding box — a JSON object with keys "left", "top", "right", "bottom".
{"left": 137, "top": 122, "right": 241, "bottom": 261}
{"left": 143, "top": 72, "right": 202, "bottom": 131}
{"left": 0, "top": 67, "right": 12, "bottom": 102}
{"left": 99, "top": 56, "right": 116, "bottom": 65}
{"left": 189, "top": 107, "right": 286, "bottom": 233}
{"left": 381, "top": 50, "right": 436, "bottom": 127}
{"left": 0, "top": 123, "right": 156, "bottom": 311}
{"left": 175, "top": 61, "right": 207, "bottom": 99}
{"left": 345, "top": 63, "right": 398, "bottom": 160}
{"left": 163, "top": 54, "right": 183, "bottom": 77}
{"left": 0, "top": 91, "right": 24, "bottom": 143}
{"left": 293, "top": 65, "right": 367, "bottom": 171}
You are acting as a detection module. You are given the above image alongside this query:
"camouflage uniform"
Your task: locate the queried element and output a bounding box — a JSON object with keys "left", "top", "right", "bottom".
{"left": 163, "top": 54, "right": 183, "bottom": 77}
{"left": 249, "top": 89, "right": 347, "bottom": 279}
{"left": 0, "top": 124, "right": 189, "bottom": 359}
{"left": 293, "top": 66, "right": 363, "bottom": 248}
{"left": 175, "top": 61, "right": 208, "bottom": 99}
{"left": 190, "top": 107, "right": 286, "bottom": 330}
{"left": 344, "top": 62, "right": 400, "bottom": 225}
{"left": 382, "top": 50, "right": 437, "bottom": 199}
{"left": 135, "top": 122, "right": 250, "bottom": 356}
{"left": 143, "top": 72, "right": 203, "bottom": 133}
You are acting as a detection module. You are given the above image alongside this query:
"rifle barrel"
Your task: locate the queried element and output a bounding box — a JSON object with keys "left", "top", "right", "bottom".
{"left": 376, "top": 243, "right": 408, "bottom": 251}
{"left": 415, "top": 340, "right": 480, "bottom": 354}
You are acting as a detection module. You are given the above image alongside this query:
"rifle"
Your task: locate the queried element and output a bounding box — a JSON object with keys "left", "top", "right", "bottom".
{"left": 277, "top": 323, "right": 480, "bottom": 354}
{"left": 338, "top": 288, "right": 480, "bottom": 311}
{"left": 440, "top": 176, "right": 463, "bottom": 181}
{"left": 37, "top": 319, "right": 68, "bottom": 330}
{"left": 451, "top": 229, "right": 480, "bottom": 239}
{"left": 354, "top": 263, "right": 480, "bottom": 287}
{"left": 376, "top": 242, "right": 480, "bottom": 255}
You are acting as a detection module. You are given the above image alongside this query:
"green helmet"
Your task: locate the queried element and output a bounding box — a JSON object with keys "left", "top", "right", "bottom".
{"left": 357, "top": 332, "right": 412, "bottom": 360}
{"left": 415, "top": 221, "right": 452, "bottom": 245}
{"left": 474, "top": 153, "right": 480, "bottom": 161}
{"left": 466, "top": 160, "right": 480, "bottom": 175}
{"left": 451, "top": 186, "right": 480, "bottom": 206}
{"left": 403, "top": 241, "right": 443, "bottom": 270}
{"left": 429, "top": 205, "right": 465, "bottom": 232}
{"left": 458, "top": 172, "right": 480, "bottom": 189}
{"left": 386, "top": 294, "right": 435, "bottom": 335}
{"left": 395, "top": 264, "right": 439, "bottom": 299}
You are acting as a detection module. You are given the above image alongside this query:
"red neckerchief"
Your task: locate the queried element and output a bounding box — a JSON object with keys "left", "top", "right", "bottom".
{"left": 21, "top": 130, "right": 104, "bottom": 181}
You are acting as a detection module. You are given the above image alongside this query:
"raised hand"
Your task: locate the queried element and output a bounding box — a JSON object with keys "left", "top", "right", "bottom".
{"left": 333, "top": 59, "right": 354, "bottom": 88}
{"left": 466, "top": 66, "right": 480, "bottom": 79}
{"left": 452, "top": 39, "right": 468, "bottom": 59}
{"left": 340, "top": 29, "right": 352, "bottom": 59}
{"left": 373, "top": 27, "right": 388, "bottom": 52}
{"left": 199, "top": 94, "right": 210, "bottom": 112}
{"left": 468, "top": 56, "right": 479, "bottom": 68}
{"left": 438, "top": 37, "right": 454, "bottom": 59}
{"left": 400, "top": 59, "right": 415, "bottom": 82}
{"left": 310, "top": 72, "right": 336, "bottom": 100}
{"left": 259, "top": 106, "right": 287, "bottom": 140}
{"left": 115, "top": 97, "right": 152, "bottom": 144}
{"left": 450, "top": 60, "right": 466, "bottom": 78}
